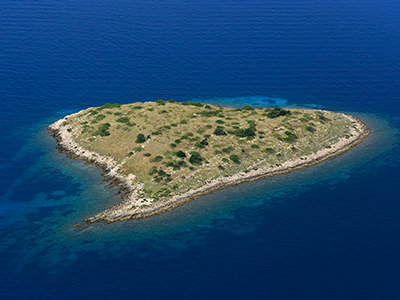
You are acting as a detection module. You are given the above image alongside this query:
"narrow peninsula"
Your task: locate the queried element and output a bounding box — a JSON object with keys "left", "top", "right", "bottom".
{"left": 48, "top": 100, "right": 369, "bottom": 223}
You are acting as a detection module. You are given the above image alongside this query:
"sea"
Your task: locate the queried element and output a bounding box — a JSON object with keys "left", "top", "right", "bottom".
{"left": 1, "top": 0, "right": 400, "bottom": 299}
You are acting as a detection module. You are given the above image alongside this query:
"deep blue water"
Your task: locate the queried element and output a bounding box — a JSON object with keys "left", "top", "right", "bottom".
{"left": 1, "top": 0, "right": 400, "bottom": 299}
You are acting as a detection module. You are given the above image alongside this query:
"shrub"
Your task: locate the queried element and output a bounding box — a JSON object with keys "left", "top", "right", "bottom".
{"left": 81, "top": 125, "right": 92, "bottom": 134}
{"left": 264, "top": 147, "right": 275, "bottom": 154}
{"left": 152, "top": 129, "right": 162, "bottom": 135}
{"left": 243, "top": 127, "right": 256, "bottom": 137}
{"left": 195, "top": 139, "right": 209, "bottom": 148}
{"left": 282, "top": 131, "right": 298, "bottom": 143}
{"left": 222, "top": 147, "right": 234, "bottom": 153}
{"left": 99, "top": 103, "right": 121, "bottom": 110}
{"left": 242, "top": 105, "right": 254, "bottom": 111}
{"left": 214, "top": 126, "right": 227, "bottom": 136}
{"left": 149, "top": 166, "right": 157, "bottom": 175}
{"left": 181, "top": 101, "right": 204, "bottom": 107}
{"left": 247, "top": 120, "right": 256, "bottom": 127}
{"left": 91, "top": 114, "right": 105, "bottom": 123}
{"left": 251, "top": 144, "right": 259, "bottom": 149}
{"left": 170, "top": 143, "right": 177, "bottom": 148}
{"left": 93, "top": 123, "right": 111, "bottom": 136}
{"left": 164, "top": 160, "right": 187, "bottom": 170}
{"left": 153, "top": 170, "right": 171, "bottom": 183}
{"left": 156, "top": 99, "right": 166, "bottom": 105}
{"left": 181, "top": 132, "right": 194, "bottom": 140}
{"left": 189, "top": 151, "right": 203, "bottom": 165}
{"left": 176, "top": 150, "right": 186, "bottom": 158}
{"left": 133, "top": 146, "right": 142, "bottom": 152}
{"left": 143, "top": 152, "right": 151, "bottom": 157}
{"left": 216, "top": 119, "right": 225, "bottom": 124}
{"left": 198, "top": 110, "right": 219, "bottom": 117}
{"left": 151, "top": 155, "right": 163, "bottom": 162}
{"left": 305, "top": 126, "right": 315, "bottom": 132}
{"left": 136, "top": 133, "right": 146, "bottom": 143}
{"left": 230, "top": 155, "right": 240, "bottom": 164}
{"left": 265, "top": 107, "right": 291, "bottom": 118}
{"left": 222, "top": 157, "right": 229, "bottom": 163}
{"left": 116, "top": 117, "right": 130, "bottom": 123}
{"left": 233, "top": 126, "right": 256, "bottom": 138}
{"left": 116, "top": 116, "right": 135, "bottom": 126}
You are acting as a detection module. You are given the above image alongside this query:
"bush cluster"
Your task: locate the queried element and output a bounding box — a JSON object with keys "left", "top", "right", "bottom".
{"left": 93, "top": 123, "right": 111, "bottom": 136}
{"left": 136, "top": 133, "right": 146, "bottom": 143}
{"left": 175, "top": 150, "right": 186, "bottom": 158}
{"left": 214, "top": 126, "right": 227, "bottom": 136}
{"left": 98, "top": 103, "right": 121, "bottom": 110}
{"left": 189, "top": 151, "right": 204, "bottom": 165}
{"left": 229, "top": 155, "right": 240, "bottom": 164}
{"left": 265, "top": 107, "right": 291, "bottom": 118}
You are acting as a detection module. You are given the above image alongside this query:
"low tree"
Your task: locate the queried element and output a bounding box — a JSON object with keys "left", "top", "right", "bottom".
{"left": 176, "top": 150, "right": 186, "bottom": 158}
{"left": 136, "top": 133, "right": 146, "bottom": 143}
{"left": 230, "top": 154, "right": 240, "bottom": 164}
{"left": 189, "top": 151, "right": 204, "bottom": 165}
{"left": 214, "top": 126, "right": 227, "bottom": 136}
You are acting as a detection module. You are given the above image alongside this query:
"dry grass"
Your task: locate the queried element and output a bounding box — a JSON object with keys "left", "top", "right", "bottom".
{"left": 64, "top": 100, "right": 355, "bottom": 202}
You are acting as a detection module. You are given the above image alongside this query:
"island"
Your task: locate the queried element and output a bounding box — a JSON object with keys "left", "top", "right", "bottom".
{"left": 48, "top": 100, "right": 369, "bottom": 223}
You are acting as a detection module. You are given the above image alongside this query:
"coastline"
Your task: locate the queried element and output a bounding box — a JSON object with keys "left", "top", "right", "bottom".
{"left": 48, "top": 111, "right": 370, "bottom": 224}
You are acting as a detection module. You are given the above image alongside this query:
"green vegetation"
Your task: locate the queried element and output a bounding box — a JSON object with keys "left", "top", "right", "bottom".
{"left": 93, "top": 123, "right": 111, "bottom": 136}
{"left": 242, "top": 105, "right": 255, "bottom": 111}
{"left": 264, "top": 147, "right": 275, "bottom": 154}
{"left": 66, "top": 100, "right": 356, "bottom": 204}
{"left": 189, "top": 151, "right": 203, "bottom": 165}
{"left": 214, "top": 126, "right": 227, "bottom": 136}
{"left": 265, "top": 107, "right": 291, "bottom": 118}
{"left": 136, "top": 133, "right": 146, "bottom": 143}
{"left": 229, "top": 154, "right": 240, "bottom": 164}
{"left": 99, "top": 103, "right": 121, "bottom": 110}
{"left": 305, "top": 125, "right": 315, "bottom": 132}
{"left": 151, "top": 155, "right": 163, "bottom": 163}
{"left": 91, "top": 114, "right": 106, "bottom": 123}
{"left": 116, "top": 117, "right": 135, "bottom": 127}
{"left": 233, "top": 126, "right": 256, "bottom": 138}
{"left": 176, "top": 150, "right": 186, "bottom": 158}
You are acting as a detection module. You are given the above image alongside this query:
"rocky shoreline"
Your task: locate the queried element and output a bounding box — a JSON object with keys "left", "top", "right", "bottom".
{"left": 48, "top": 112, "right": 369, "bottom": 224}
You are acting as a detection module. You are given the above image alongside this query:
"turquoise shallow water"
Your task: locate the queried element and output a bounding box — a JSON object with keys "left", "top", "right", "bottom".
{"left": 1, "top": 0, "right": 400, "bottom": 299}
